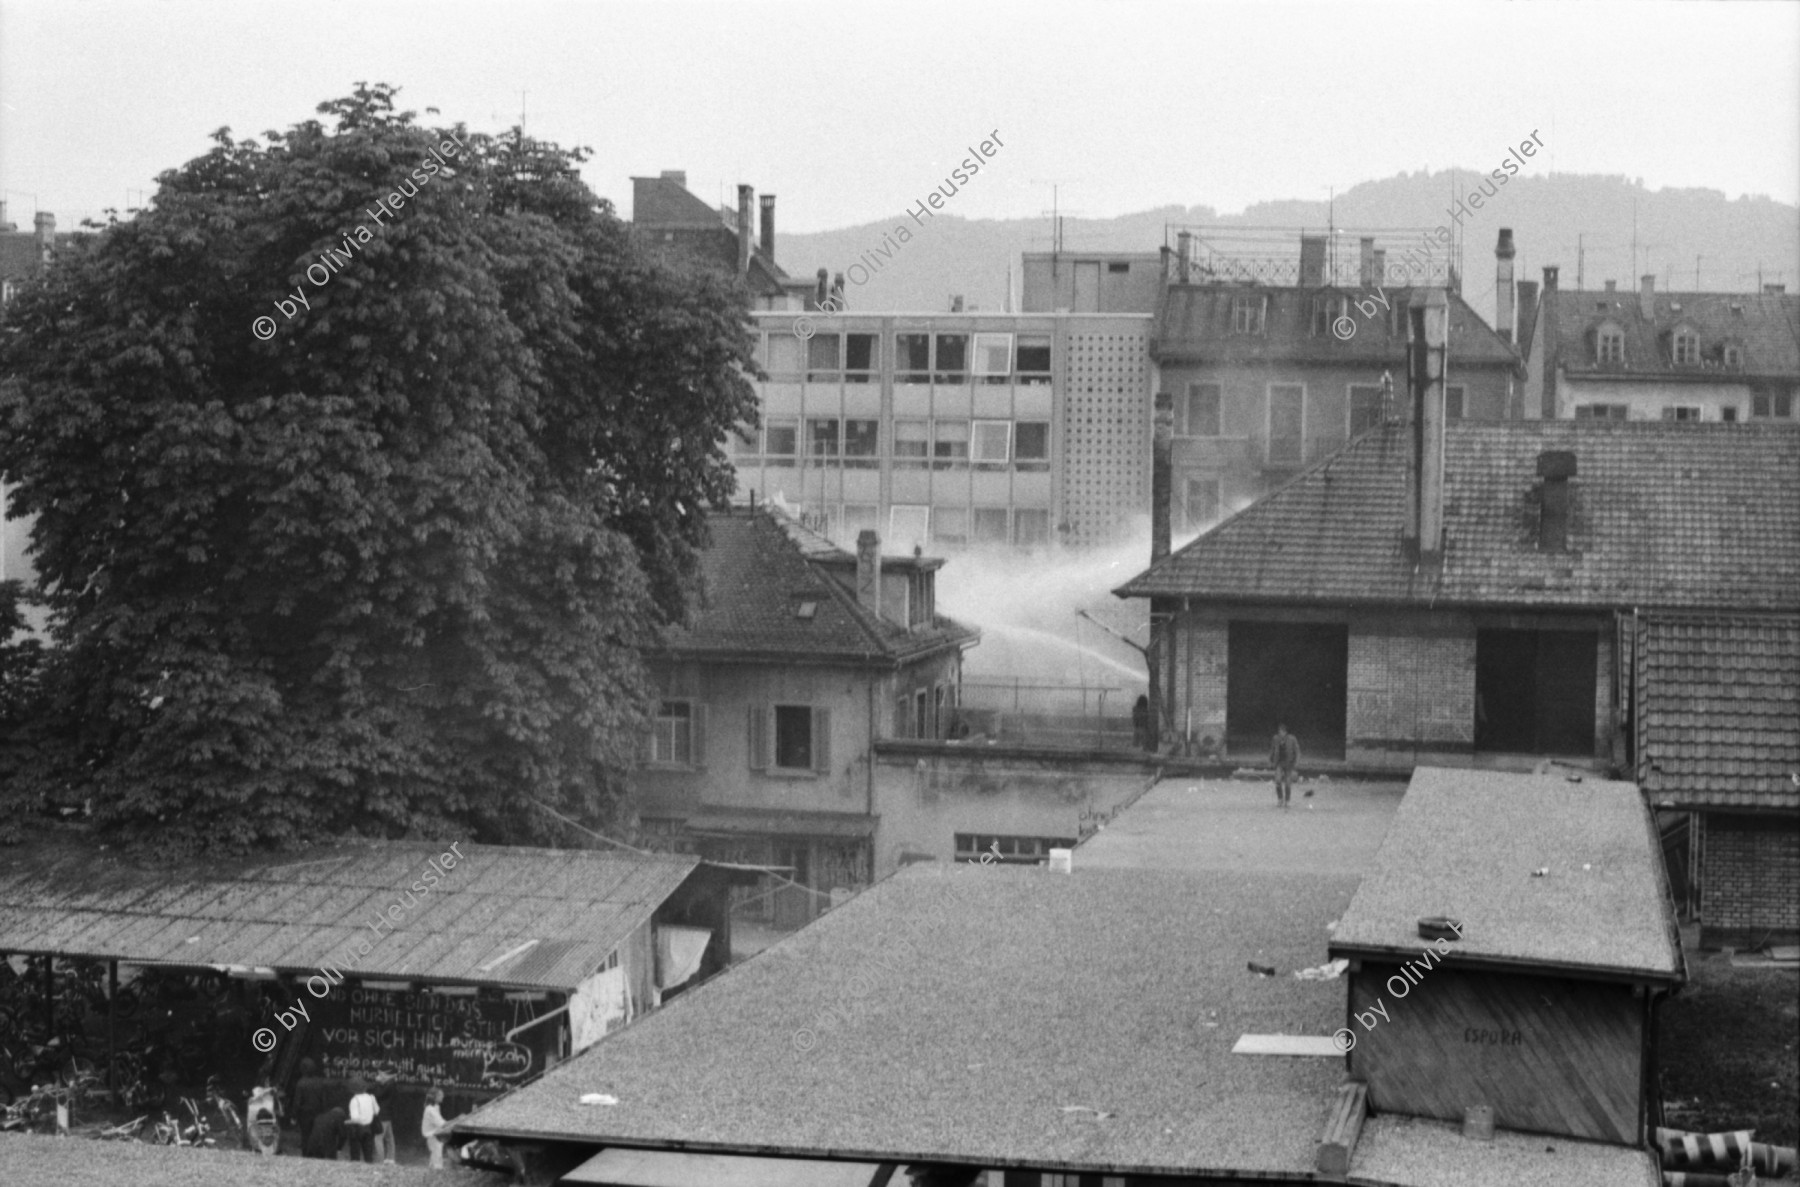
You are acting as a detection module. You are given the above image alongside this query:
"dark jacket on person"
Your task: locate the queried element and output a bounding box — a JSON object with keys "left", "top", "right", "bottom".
{"left": 1270, "top": 731, "right": 1300, "bottom": 768}
{"left": 293, "top": 1073, "right": 332, "bottom": 1124}
{"left": 304, "top": 1106, "right": 347, "bottom": 1159}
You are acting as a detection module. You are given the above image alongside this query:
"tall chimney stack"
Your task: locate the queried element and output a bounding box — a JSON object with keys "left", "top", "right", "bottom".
{"left": 855, "top": 530, "right": 882, "bottom": 618}
{"left": 1299, "top": 235, "right": 1327, "bottom": 287}
{"left": 736, "top": 185, "right": 754, "bottom": 276}
{"left": 1152, "top": 392, "right": 1174, "bottom": 563}
{"left": 1403, "top": 288, "right": 1449, "bottom": 565}
{"left": 1543, "top": 265, "right": 1559, "bottom": 292}
{"left": 759, "top": 194, "right": 776, "bottom": 260}
{"left": 1639, "top": 274, "right": 1656, "bottom": 321}
{"left": 659, "top": 169, "right": 687, "bottom": 189}
{"left": 1494, "top": 229, "right": 1516, "bottom": 344}
{"left": 1359, "top": 237, "right": 1376, "bottom": 287}
{"left": 1177, "top": 231, "right": 1193, "bottom": 284}
{"left": 815, "top": 268, "right": 829, "bottom": 310}
{"left": 34, "top": 211, "right": 55, "bottom": 254}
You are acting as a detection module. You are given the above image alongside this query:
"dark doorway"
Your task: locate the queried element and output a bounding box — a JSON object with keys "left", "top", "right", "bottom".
{"left": 1474, "top": 628, "right": 1598, "bottom": 755}
{"left": 1226, "top": 621, "right": 1348, "bottom": 759}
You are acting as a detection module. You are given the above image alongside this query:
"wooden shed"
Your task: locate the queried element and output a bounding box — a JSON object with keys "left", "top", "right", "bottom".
{"left": 1329, "top": 767, "right": 1685, "bottom": 1145}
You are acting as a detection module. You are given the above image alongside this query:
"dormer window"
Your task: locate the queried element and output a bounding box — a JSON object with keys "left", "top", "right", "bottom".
{"left": 1230, "top": 294, "right": 1267, "bottom": 335}
{"left": 1724, "top": 344, "right": 1744, "bottom": 369}
{"left": 1672, "top": 328, "right": 1700, "bottom": 366}
{"left": 1310, "top": 293, "right": 1349, "bottom": 338}
{"left": 1596, "top": 325, "right": 1625, "bottom": 365}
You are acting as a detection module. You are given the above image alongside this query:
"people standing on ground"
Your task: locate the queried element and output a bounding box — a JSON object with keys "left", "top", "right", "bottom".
{"left": 1270, "top": 722, "right": 1300, "bottom": 808}
{"left": 303, "top": 1105, "right": 346, "bottom": 1159}
{"left": 373, "top": 1072, "right": 398, "bottom": 1164}
{"left": 421, "top": 1086, "right": 449, "bottom": 1169}
{"left": 1132, "top": 695, "right": 1151, "bottom": 752}
{"left": 343, "top": 1079, "right": 380, "bottom": 1162}
{"left": 291, "top": 1058, "right": 329, "bottom": 1155}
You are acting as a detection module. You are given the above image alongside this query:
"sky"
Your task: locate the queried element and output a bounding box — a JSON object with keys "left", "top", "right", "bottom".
{"left": 2, "top": 0, "right": 1797, "bottom": 234}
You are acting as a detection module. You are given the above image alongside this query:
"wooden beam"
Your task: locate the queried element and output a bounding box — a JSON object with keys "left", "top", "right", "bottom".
{"left": 1316, "top": 1080, "right": 1369, "bottom": 1181}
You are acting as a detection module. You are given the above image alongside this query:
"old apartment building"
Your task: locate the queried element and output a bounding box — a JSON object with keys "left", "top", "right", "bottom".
{"left": 1521, "top": 264, "right": 1800, "bottom": 423}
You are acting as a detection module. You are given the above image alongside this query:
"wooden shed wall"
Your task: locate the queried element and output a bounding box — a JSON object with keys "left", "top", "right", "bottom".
{"left": 1346, "top": 962, "right": 1645, "bottom": 1144}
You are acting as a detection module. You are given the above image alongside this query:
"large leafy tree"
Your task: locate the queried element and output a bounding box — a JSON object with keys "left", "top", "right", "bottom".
{"left": 0, "top": 84, "right": 757, "bottom": 855}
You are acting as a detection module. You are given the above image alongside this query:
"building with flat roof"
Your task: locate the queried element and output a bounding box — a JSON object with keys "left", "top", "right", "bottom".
{"left": 1330, "top": 767, "right": 1683, "bottom": 1146}
{"left": 737, "top": 309, "right": 1155, "bottom": 551}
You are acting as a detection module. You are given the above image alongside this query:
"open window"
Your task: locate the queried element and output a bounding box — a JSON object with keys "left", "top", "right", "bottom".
{"left": 748, "top": 704, "right": 832, "bottom": 774}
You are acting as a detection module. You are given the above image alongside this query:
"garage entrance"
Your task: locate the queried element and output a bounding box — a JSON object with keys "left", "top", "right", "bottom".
{"left": 1474, "top": 628, "right": 1597, "bottom": 756}
{"left": 1226, "top": 621, "right": 1348, "bottom": 760}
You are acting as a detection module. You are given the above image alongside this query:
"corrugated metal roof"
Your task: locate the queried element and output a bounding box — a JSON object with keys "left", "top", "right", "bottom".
{"left": 0, "top": 841, "right": 702, "bottom": 992}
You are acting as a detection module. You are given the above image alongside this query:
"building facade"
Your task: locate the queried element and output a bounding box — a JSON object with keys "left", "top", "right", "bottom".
{"left": 735, "top": 310, "right": 1155, "bottom": 551}
{"left": 1522, "top": 266, "right": 1800, "bottom": 424}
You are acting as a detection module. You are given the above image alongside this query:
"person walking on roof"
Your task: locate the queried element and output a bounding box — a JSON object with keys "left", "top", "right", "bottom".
{"left": 1270, "top": 723, "right": 1300, "bottom": 808}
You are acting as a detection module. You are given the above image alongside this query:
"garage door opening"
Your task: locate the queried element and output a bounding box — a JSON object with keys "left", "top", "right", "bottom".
{"left": 1474, "top": 628, "right": 1597, "bottom": 756}
{"left": 1226, "top": 621, "right": 1348, "bottom": 760}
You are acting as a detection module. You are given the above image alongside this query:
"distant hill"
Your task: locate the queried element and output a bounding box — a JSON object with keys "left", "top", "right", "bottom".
{"left": 771, "top": 172, "right": 1800, "bottom": 329}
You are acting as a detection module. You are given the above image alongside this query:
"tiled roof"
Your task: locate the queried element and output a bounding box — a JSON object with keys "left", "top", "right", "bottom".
{"left": 1117, "top": 420, "right": 1800, "bottom": 611}
{"left": 0, "top": 840, "right": 702, "bottom": 992}
{"left": 664, "top": 508, "right": 976, "bottom": 665}
{"left": 1154, "top": 285, "right": 1520, "bottom": 368}
{"left": 1544, "top": 287, "right": 1800, "bottom": 379}
{"left": 1636, "top": 615, "right": 1800, "bottom": 811}
{"left": 1331, "top": 767, "right": 1684, "bottom": 982}
{"left": 630, "top": 175, "right": 727, "bottom": 228}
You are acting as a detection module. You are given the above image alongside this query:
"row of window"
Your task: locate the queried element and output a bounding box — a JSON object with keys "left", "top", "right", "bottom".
{"left": 1177, "top": 382, "right": 1468, "bottom": 441}
{"left": 791, "top": 503, "right": 1054, "bottom": 551}
{"left": 1574, "top": 394, "right": 1793, "bottom": 421}
{"left": 763, "top": 331, "right": 1056, "bottom": 384}
{"left": 953, "top": 833, "right": 1077, "bottom": 865}
{"left": 1593, "top": 323, "right": 1744, "bottom": 369}
{"left": 737, "top": 418, "right": 1051, "bottom": 469}
{"left": 648, "top": 702, "right": 833, "bottom": 773}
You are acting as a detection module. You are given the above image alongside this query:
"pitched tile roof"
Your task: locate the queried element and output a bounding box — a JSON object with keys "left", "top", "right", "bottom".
{"left": 1155, "top": 284, "right": 1520, "bottom": 368}
{"left": 1331, "top": 767, "right": 1684, "bottom": 982}
{"left": 1117, "top": 420, "right": 1800, "bottom": 611}
{"left": 1544, "top": 287, "right": 1800, "bottom": 379}
{"left": 663, "top": 508, "right": 976, "bottom": 665}
{"left": 1635, "top": 614, "right": 1800, "bottom": 811}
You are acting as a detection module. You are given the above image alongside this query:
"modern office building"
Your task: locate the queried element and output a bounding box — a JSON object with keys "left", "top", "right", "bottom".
{"left": 734, "top": 308, "right": 1156, "bottom": 551}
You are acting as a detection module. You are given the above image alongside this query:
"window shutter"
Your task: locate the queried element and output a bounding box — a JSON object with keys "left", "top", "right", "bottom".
{"left": 812, "top": 707, "right": 832, "bottom": 774}
{"left": 747, "top": 704, "right": 767, "bottom": 771}
{"left": 691, "top": 703, "right": 708, "bottom": 769}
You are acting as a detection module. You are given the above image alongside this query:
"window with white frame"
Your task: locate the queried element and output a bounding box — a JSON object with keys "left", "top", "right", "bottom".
{"left": 972, "top": 333, "right": 1013, "bottom": 381}
{"left": 1723, "top": 344, "right": 1744, "bottom": 369}
{"left": 747, "top": 704, "right": 830, "bottom": 774}
{"left": 651, "top": 701, "right": 705, "bottom": 766}
{"left": 970, "top": 420, "right": 1011, "bottom": 465}
{"left": 932, "top": 419, "right": 969, "bottom": 468}
{"left": 806, "top": 417, "right": 841, "bottom": 460}
{"left": 1181, "top": 383, "right": 1222, "bottom": 436}
{"left": 893, "top": 419, "right": 930, "bottom": 466}
{"left": 806, "top": 333, "right": 841, "bottom": 378}
{"left": 1231, "top": 295, "right": 1267, "bottom": 335}
{"left": 1672, "top": 329, "right": 1700, "bottom": 366}
{"left": 1596, "top": 326, "right": 1625, "bottom": 365}
{"left": 895, "top": 333, "right": 931, "bottom": 379}
{"left": 1662, "top": 405, "right": 1702, "bottom": 422}
{"left": 843, "top": 419, "right": 879, "bottom": 467}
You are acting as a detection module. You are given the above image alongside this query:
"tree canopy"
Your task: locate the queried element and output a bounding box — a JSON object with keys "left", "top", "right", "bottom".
{"left": 0, "top": 84, "right": 758, "bottom": 855}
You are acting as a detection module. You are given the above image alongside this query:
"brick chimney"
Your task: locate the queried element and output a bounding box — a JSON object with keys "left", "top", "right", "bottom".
{"left": 1177, "top": 231, "right": 1193, "bottom": 284}
{"left": 659, "top": 170, "right": 687, "bottom": 189}
{"left": 34, "top": 211, "right": 55, "bottom": 252}
{"left": 1543, "top": 265, "right": 1559, "bottom": 292}
{"left": 759, "top": 194, "right": 775, "bottom": 260}
{"left": 1403, "top": 288, "right": 1449, "bottom": 564}
{"left": 1639, "top": 274, "right": 1656, "bottom": 320}
{"left": 736, "top": 185, "right": 754, "bottom": 276}
{"left": 1152, "top": 392, "right": 1174, "bottom": 563}
{"left": 855, "top": 530, "right": 881, "bottom": 617}
{"left": 815, "top": 268, "right": 829, "bottom": 310}
{"left": 1494, "top": 229, "right": 1516, "bottom": 344}
{"left": 1515, "top": 280, "right": 1540, "bottom": 349}
{"left": 1536, "top": 452, "right": 1577, "bottom": 552}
